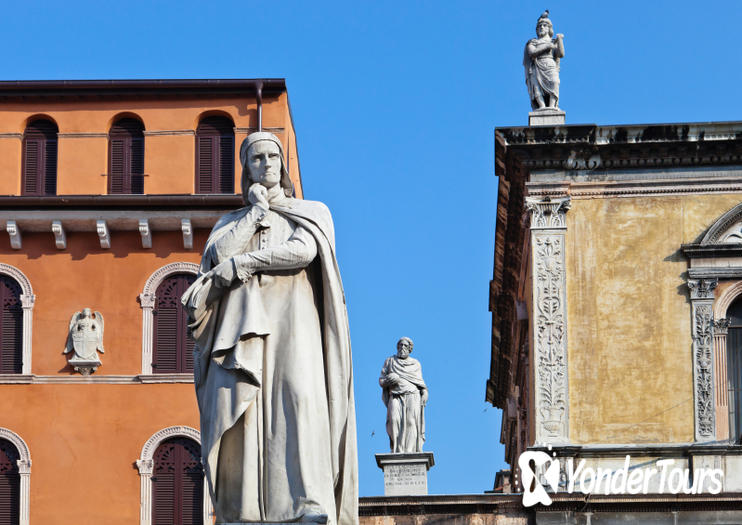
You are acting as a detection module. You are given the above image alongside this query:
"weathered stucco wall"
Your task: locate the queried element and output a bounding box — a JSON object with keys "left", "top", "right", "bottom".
{"left": 566, "top": 192, "right": 742, "bottom": 444}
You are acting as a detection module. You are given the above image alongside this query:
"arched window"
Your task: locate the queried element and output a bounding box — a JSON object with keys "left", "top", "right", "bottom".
{"left": 0, "top": 277, "right": 22, "bottom": 375}
{"left": 153, "top": 274, "right": 196, "bottom": 373}
{"left": 728, "top": 296, "right": 742, "bottom": 442}
{"left": 152, "top": 437, "right": 203, "bottom": 525}
{"left": 109, "top": 117, "right": 144, "bottom": 194}
{"left": 22, "top": 119, "right": 57, "bottom": 196}
{"left": 0, "top": 438, "right": 19, "bottom": 525}
{"left": 195, "top": 116, "right": 234, "bottom": 194}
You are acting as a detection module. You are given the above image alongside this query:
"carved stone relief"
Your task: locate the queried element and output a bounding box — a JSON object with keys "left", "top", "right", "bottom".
{"left": 527, "top": 195, "right": 570, "bottom": 443}
{"left": 64, "top": 308, "right": 104, "bottom": 375}
{"left": 688, "top": 279, "right": 718, "bottom": 441}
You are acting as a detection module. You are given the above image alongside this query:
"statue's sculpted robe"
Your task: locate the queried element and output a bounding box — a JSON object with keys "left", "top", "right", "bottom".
{"left": 524, "top": 37, "right": 560, "bottom": 108}
{"left": 380, "top": 356, "right": 426, "bottom": 453}
{"left": 182, "top": 197, "right": 357, "bottom": 524}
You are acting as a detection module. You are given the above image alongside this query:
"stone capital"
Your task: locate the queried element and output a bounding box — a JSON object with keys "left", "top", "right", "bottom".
{"left": 525, "top": 195, "right": 571, "bottom": 230}
{"left": 688, "top": 278, "right": 718, "bottom": 300}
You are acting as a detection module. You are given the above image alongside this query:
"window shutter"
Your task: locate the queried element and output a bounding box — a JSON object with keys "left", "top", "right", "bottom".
{"left": 196, "top": 137, "right": 213, "bottom": 194}
{"left": 109, "top": 118, "right": 144, "bottom": 194}
{"left": 196, "top": 116, "right": 234, "bottom": 194}
{"left": 219, "top": 135, "right": 235, "bottom": 193}
{"left": 44, "top": 138, "right": 57, "bottom": 195}
{"left": 0, "top": 439, "right": 20, "bottom": 525}
{"left": 22, "top": 139, "right": 42, "bottom": 195}
{"left": 130, "top": 136, "right": 144, "bottom": 194}
{"left": 152, "top": 438, "right": 203, "bottom": 525}
{"left": 0, "top": 277, "right": 22, "bottom": 374}
{"left": 22, "top": 119, "right": 58, "bottom": 196}
{"left": 153, "top": 274, "right": 196, "bottom": 373}
{"left": 109, "top": 138, "right": 126, "bottom": 194}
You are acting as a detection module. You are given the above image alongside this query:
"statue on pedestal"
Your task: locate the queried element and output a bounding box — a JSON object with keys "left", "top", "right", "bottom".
{"left": 524, "top": 10, "right": 565, "bottom": 111}
{"left": 379, "top": 337, "right": 428, "bottom": 453}
{"left": 182, "top": 132, "right": 357, "bottom": 524}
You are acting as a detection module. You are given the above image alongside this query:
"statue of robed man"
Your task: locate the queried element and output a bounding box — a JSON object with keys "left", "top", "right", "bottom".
{"left": 182, "top": 132, "right": 357, "bottom": 524}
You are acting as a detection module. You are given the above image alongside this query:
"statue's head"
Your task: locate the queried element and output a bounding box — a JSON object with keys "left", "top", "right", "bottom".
{"left": 535, "top": 10, "right": 553, "bottom": 38}
{"left": 82, "top": 307, "right": 92, "bottom": 318}
{"left": 239, "top": 132, "right": 293, "bottom": 202}
{"left": 396, "top": 337, "right": 414, "bottom": 359}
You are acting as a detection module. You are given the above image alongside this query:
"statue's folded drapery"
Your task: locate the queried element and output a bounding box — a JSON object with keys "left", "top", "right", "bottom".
{"left": 380, "top": 356, "right": 426, "bottom": 453}
{"left": 523, "top": 39, "right": 560, "bottom": 109}
{"left": 182, "top": 198, "right": 357, "bottom": 524}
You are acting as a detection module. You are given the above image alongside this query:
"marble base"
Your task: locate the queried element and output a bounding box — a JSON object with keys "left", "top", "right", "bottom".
{"left": 529, "top": 108, "right": 565, "bottom": 126}
{"left": 375, "top": 452, "right": 435, "bottom": 496}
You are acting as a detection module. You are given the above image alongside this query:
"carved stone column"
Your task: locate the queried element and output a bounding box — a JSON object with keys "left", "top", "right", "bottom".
{"left": 688, "top": 278, "right": 718, "bottom": 441}
{"left": 17, "top": 458, "right": 30, "bottom": 525}
{"left": 136, "top": 458, "right": 154, "bottom": 525}
{"left": 526, "top": 195, "right": 571, "bottom": 444}
{"left": 714, "top": 318, "right": 730, "bottom": 440}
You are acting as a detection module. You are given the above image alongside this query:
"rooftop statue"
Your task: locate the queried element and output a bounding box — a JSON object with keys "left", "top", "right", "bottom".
{"left": 182, "top": 132, "right": 357, "bottom": 524}
{"left": 379, "top": 337, "right": 428, "bottom": 453}
{"left": 524, "top": 10, "right": 565, "bottom": 111}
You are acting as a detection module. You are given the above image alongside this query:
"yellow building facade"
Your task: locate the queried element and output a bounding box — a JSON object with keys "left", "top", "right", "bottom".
{"left": 488, "top": 122, "right": 742, "bottom": 511}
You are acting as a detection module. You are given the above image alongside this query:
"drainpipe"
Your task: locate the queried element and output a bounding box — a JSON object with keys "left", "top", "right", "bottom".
{"left": 256, "top": 82, "right": 263, "bottom": 132}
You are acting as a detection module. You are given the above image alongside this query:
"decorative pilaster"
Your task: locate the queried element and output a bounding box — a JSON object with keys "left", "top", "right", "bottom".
{"left": 714, "top": 318, "right": 730, "bottom": 439}
{"left": 17, "top": 458, "right": 30, "bottom": 525}
{"left": 526, "top": 195, "right": 571, "bottom": 444}
{"left": 688, "top": 278, "right": 718, "bottom": 441}
{"left": 135, "top": 459, "right": 154, "bottom": 525}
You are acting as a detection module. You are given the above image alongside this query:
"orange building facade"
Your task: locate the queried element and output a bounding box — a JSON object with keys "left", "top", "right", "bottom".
{"left": 0, "top": 79, "right": 302, "bottom": 525}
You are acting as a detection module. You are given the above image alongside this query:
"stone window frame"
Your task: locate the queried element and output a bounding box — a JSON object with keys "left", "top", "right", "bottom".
{"left": 0, "top": 427, "right": 31, "bottom": 525}
{"left": 683, "top": 202, "right": 742, "bottom": 442}
{"left": 0, "top": 263, "right": 35, "bottom": 375}
{"left": 139, "top": 262, "right": 199, "bottom": 376}
{"left": 135, "top": 425, "right": 212, "bottom": 525}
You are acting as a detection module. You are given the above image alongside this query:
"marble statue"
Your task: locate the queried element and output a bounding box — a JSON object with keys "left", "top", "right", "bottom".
{"left": 379, "top": 337, "right": 428, "bottom": 453}
{"left": 64, "top": 308, "right": 104, "bottom": 375}
{"left": 181, "top": 132, "right": 357, "bottom": 525}
{"left": 524, "top": 10, "right": 565, "bottom": 110}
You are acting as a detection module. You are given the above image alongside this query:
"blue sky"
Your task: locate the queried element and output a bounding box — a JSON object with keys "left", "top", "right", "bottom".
{"left": 4, "top": 0, "right": 742, "bottom": 496}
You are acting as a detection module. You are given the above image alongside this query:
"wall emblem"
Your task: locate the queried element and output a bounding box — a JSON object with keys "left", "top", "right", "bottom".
{"left": 64, "top": 308, "right": 105, "bottom": 375}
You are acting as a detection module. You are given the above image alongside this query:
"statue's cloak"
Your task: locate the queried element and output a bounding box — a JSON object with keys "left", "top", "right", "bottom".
{"left": 523, "top": 38, "right": 560, "bottom": 108}
{"left": 182, "top": 198, "right": 357, "bottom": 524}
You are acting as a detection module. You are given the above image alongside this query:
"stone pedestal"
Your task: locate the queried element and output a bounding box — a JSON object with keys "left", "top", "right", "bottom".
{"left": 529, "top": 108, "right": 565, "bottom": 126}
{"left": 375, "top": 452, "right": 435, "bottom": 496}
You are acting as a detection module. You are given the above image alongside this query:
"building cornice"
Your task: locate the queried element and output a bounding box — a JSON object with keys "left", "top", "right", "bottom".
{"left": 496, "top": 122, "right": 742, "bottom": 172}
{"left": 0, "top": 78, "right": 285, "bottom": 100}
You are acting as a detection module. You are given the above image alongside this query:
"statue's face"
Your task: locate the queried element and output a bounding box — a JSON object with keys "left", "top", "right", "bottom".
{"left": 537, "top": 22, "right": 550, "bottom": 37}
{"left": 247, "top": 141, "right": 282, "bottom": 189}
{"left": 396, "top": 340, "right": 412, "bottom": 359}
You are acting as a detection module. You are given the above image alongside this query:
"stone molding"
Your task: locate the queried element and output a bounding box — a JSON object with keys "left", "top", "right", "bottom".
{"left": 0, "top": 133, "right": 22, "bottom": 139}
{"left": 136, "top": 426, "right": 211, "bottom": 525}
{"left": 139, "top": 262, "right": 199, "bottom": 374}
{"left": 527, "top": 196, "right": 570, "bottom": 444}
{"left": 687, "top": 279, "right": 718, "bottom": 441}
{"left": 0, "top": 263, "right": 34, "bottom": 375}
{"left": 142, "top": 129, "right": 195, "bottom": 136}
{"left": 714, "top": 281, "right": 742, "bottom": 319}
{"left": 0, "top": 427, "right": 30, "bottom": 525}
{"left": 0, "top": 373, "right": 193, "bottom": 384}
{"left": 702, "top": 202, "right": 742, "bottom": 244}
{"left": 57, "top": 132, "right": 108, "bottom": 138}
{"left": 526, "top": 178, "right": 742, "bottom": 200}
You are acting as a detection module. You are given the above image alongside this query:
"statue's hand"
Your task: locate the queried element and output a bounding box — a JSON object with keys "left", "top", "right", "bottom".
{"left": 247, "top": 183, "right": 270, "bottom": 211}
{"left": 421, "top": 389, "right": 429, "bottom": 406}
{"left": 210, "top": 259, "right": 237, "bottom": 288}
